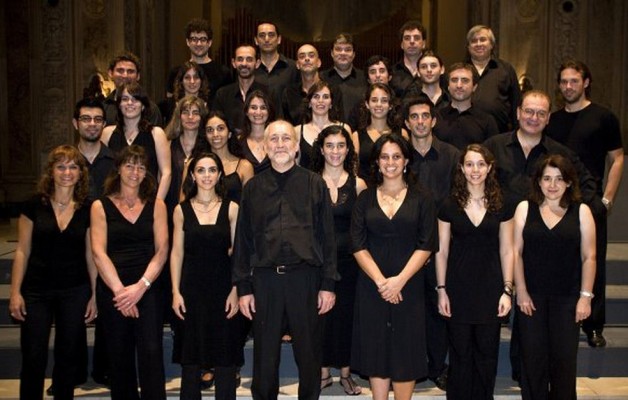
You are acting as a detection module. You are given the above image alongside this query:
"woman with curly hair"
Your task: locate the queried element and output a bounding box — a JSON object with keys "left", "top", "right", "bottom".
{"left": 351, "top": 83, "right": 408, "bottom": 181}
{"left": 311, "top": 125, "right": 367, "bottom": 394}
{"left": 9, "top": 145, "right": 97, "bottom": 399}
{"left": 435, "top": 144, "right": 514, "bottom": 399}
{"left": 295, "top": 80, "right": 346, "bottom": 170}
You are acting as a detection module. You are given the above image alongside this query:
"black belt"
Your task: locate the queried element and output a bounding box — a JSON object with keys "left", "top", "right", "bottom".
{"left": 257, "top": 263, "right": 312, "bottom": 274}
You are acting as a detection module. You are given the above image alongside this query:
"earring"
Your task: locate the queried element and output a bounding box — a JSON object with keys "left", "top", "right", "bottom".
{"left": 404, "top": 166, "right": 407, "bottom": 173}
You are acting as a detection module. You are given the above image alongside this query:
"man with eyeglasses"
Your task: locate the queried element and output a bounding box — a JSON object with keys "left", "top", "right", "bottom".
{"left": 405, "top": 97, "right": 460, "bottom": 392}
{"left": 214, "top": 45, "right": 269, "bottom": 135}
{"left": 545, "top": 60, "right": 624, "bottom": 349}
{"left": 165, "top": 18, "right": 231, "bottom": 104}
{"left": 104, "top": 51, "right": 163, "bottom": 127}
{"left": 254, "top": 22, "right": 298, "bottom": 117}
{"left": 483, "top": 89, "right": 598, "bottom": 385}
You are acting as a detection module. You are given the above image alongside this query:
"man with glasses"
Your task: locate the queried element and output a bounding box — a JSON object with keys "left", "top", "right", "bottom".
{"left": 254, "top": 22, "right": 298, "bottom": 116}
{"left": 166, "top": 18, "right": 231, "bottom": 104}
{"left": 483, "top": 90, "right": 598, "bottom": 384}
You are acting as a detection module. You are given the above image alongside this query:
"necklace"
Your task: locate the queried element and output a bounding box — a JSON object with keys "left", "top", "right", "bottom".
{"left": 125, "top": 131, "right": 138, "bottom": 145}
{"left": 118, "top": 196, "right": 138, "bottom": 211}
{"left": 192, "top": 197, "right": 220, "bottom": 214}
{"left": 378, "top": 185, "right": 407, "bottom": 207}
{"left": 53, "top": 198, "right": 72, "bottom": 210}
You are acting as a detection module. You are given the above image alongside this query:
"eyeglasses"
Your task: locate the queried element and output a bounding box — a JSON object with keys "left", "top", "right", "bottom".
{"left": 188, "top": 36, "right": 209, "bottom": 44}
{"left": 77, "top": 115, "right": 105, "bottom": 124}
{"left": 521, "top": 108, "right": 549, "bottom": 119}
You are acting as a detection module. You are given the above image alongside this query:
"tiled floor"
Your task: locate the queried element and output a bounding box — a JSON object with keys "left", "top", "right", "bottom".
{"left": 1, "top": 219, "right": 627, "bottom": 399}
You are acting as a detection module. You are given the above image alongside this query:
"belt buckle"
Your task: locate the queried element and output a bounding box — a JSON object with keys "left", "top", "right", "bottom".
{"left": 276, "top": 265, "right": 287, "bottom": 274}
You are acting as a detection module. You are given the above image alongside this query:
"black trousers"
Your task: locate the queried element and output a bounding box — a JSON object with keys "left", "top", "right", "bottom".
{"left": 20, "top": 284, "right": 90, "bottom": 400}
{"left": 97, "top": 284, "right": 166, "bottom": 400}
{"left": 518, "top": 294, "right": 579, "bottom": 400}
{"left": 446, "top": 321, "right": 500, "bottom": 400}
{"left": 251, "top": 266, "right": 323, "bottom": 400}
{"left": 423, "top": 258, "right": 448, "bottom": 379}
{"left": 583, "top": 205, "right": 607, "bottom": 333}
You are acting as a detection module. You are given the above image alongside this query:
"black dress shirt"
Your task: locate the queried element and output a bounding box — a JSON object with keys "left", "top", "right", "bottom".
{"left": 483, "top": 131, "right": 598, "bottom": 205}
{"left": 321, "top": 67, "right": 367, "bottom": 123}
{"left": 213, "top": 80, "right": 269, "bottom": 135}
{"left": 232, "top": 165, "right": 339, "bottom": 296}
{"left": 409, "top": 137, "right": 461, "bottom": 207}
{"left": 433, "top": 105, "right": 499, "bottom": 150}
{"left": 254, "top": 54, "right": 299, "bottom": 116}
{"left": 468, "top": 57, "right": 521, "bottom": 133}
{"left": 390, "top": 60, "right": 420, "bottom": 99}
{"left": 84, "top": 144, "right": 115, "bottom": 200}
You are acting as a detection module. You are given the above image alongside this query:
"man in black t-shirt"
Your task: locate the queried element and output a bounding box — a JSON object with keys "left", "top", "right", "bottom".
{"left": 545, "top": 60, "right": 624, "bottom": 348}
{"left": 165, "top": 18, "right": 232, "bottom": 104}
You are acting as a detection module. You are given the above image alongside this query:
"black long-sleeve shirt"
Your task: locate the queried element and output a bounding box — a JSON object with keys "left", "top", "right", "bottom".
{"left": 232, "top": 164, "right": 339, "bottom": 296}
{"left": 483, "top": 131, "right": 598, "bottom": 205}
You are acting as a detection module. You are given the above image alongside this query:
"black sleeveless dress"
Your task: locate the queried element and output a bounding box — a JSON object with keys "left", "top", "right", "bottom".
{"left": 322, "top": 176, "right": 359, "bottom": 367}
{"left": 178, "top": 199, "right": 241, "bottom": 367}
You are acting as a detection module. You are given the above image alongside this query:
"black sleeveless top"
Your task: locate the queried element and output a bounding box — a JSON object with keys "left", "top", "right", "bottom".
{"left": 223, "top": 159, "right": 243, "bottom": 204}
{"left": 100, "top": 197, "right": 156, "bottom": 285}
{"left": 522, "top": 203, "right": 582, "bottom": 296}
{"left": 108, "top": 127, "right": 159, "bottom": 180}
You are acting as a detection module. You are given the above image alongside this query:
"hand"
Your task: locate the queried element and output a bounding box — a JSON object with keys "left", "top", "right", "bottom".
{"left": 9, "top": 292, "right": 27, "bottom": 322}
{"left": 437, "top": 290, "right": 451, "bottom": 317}
{"left": 225, "top": 288, "right": 239, "bottom": 319}
{"left": 84, "top": 295, "right": 98, "bottom": 323}
{"left": 113, "top": 282, "right": 147, "bottom": 312}
{"left": 121, "top": 305, "right": 139, "bottom": 318}
{"left": 378, "top": 275, "right": 405, "bottom": 304}
{"left": 575, "top": 297, "right": 591, "bottom": 323}
{"left": 172, "top": 293, "right": 186, "bottom": 320}
{"left": 497, "top": 293, "right": 512, "bottom": 317}
{"left": 516, "top": 289, "right": 536, "bottom": 316}
{"left": 239, "top": 294, "right": 256, "bottom": 320}
{"left": 318, "top": 290, "right": 336, "bottom": 315}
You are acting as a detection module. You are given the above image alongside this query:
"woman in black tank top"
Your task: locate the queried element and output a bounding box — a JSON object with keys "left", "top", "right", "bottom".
{"left": 513, "top": 154, "right": 596, "bottom": 400}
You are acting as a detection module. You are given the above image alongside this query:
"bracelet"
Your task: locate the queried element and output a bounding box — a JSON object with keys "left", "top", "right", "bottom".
{"left": 140, "top": 276, "right": 152, "bottom": 289}
{"left": 503, "top": 286, "right": 513, "bottom": 296}
{"left": 580, "top": 290, "right": 594, "bottom": 298}
{"left": 435, "top": 285, "right": 446, "bottom": 292}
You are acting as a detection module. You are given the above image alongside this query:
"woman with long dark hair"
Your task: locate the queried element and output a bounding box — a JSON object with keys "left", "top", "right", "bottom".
{"left": 102, "top": 81, "right": 172, "bottom": 200}
{"left": 351, "top": 83, "right": 408, "bottom": 181}
{"left": 159, "top": 61, "right": 210, "bottom": 126}
{"left": 90, "top": 145, "right": 169, "bottom": 400}
{"left": 351, "top": 134, "right": 437, "bottom": 400}
{"left": 296, "top": 80, "right": 345, "bottom": 170}
{"left": 9, "top": 145, "right": 97, "bottom": 399}
{"left": 239, "top": 90, "right": 275, "bottom": 174}
{"left": 311, "top": 125, "right": 366, "bottom": 394}
{"left": 171, "top": 152, "right": 240, "bottom": 400}
{"left": 435, "top": 144, "right": 513, "bottom": 399}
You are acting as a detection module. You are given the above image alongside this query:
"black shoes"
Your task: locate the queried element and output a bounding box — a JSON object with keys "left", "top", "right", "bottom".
{"left": 431, "top": 369, "right": 448, "bottom": 391}
{"left": 587, "top": 331, "right": 607, "bottom": 348}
